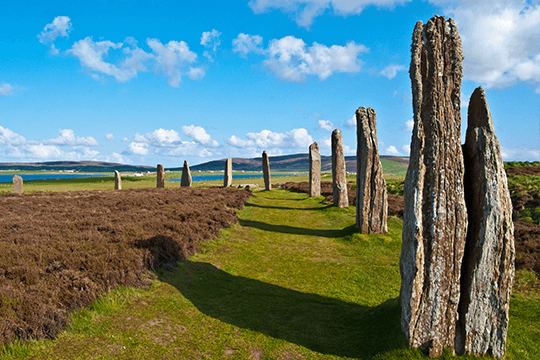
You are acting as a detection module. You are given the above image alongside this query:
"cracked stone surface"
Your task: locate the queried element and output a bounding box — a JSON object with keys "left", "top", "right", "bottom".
{"left": 457, "top": 86, "right": 515, "bottom": 358}
{"left": 309, "top": 142, "right": 321, "bottom": 197}
{"left": 224, "top": 158, "right": 232, "bottom": 187}
{"left": 356, "top": 107, "right": 387, "bottom": 234}
{"left": 114, "top": 170, "right": 122, "bottom": 190}
{"left": 331, "top": 129, "right": 348, "bottom": 208}
{"left": 181, "top": 160, "right": 192, "bottom": 187}
{"left": 262, "top": 151, "right": 271, "bottom": 191}
{"left": 157, "top": 164, "right": 165, "bottom": 188}
{"left": 13, "top": 175, "right": 23, "bottom": 195}
{"left": 400, "top": 15, "right": 467, "bottom": 358}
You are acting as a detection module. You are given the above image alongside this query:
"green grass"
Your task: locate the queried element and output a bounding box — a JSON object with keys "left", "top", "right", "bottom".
{"left": 3, "top": 188, "right": 538, "bottom": 359}
{"left": 380, "top": 159, "right": 408, "bottom": 177}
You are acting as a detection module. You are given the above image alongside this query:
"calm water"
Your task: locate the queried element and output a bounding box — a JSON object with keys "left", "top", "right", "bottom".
{"left": 168, "top": 174, "right": 297, "bottom": 182}
{"left": 0, "top": 174, "right": 109, "bottom": 183}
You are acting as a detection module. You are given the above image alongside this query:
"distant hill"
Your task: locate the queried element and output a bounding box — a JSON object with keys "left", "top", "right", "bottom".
{"left": 172, "top": 154, "right": 410, "bottom": 175}
{"left": 0, "top": 155, "right": 410, "bottom": 176}
{"left": 0, "top": 161, "right": 153, "bottom": 173}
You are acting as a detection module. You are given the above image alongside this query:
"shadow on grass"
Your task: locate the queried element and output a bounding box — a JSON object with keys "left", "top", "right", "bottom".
{"left": 160, "top": 261, "right": 406, "bottom": 359}
{"left": 245, "top": 202, "right": 333, "bottom": 211}
{"left": 239, "top": 219, "right": 358, "bottom": 238}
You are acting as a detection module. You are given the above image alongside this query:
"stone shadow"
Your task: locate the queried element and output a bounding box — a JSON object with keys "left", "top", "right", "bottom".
{"left": 238, "top": 219, "right": 358, "bottom": 238}
{"left": 245, "top": 202, "right": 333, "bottom": 211}
{"left": 161, "top": 261, "right": 406, "bottom": 358}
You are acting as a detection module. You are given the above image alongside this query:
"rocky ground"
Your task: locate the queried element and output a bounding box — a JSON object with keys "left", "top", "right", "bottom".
{"left": 0, "top": 187, "right": 251, "bottom": 344}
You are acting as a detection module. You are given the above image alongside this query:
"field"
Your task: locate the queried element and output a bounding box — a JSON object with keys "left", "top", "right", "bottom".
{"left": 0, "top": 166, "right": 539, "bottom": 359}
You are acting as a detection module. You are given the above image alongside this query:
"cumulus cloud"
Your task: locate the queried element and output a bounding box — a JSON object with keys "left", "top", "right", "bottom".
{"left": 181, "top": 125, "right": 219, "bottom": 147}
{"left": 38, "top": 16, "right": 72, "bottom": 45}
{"left": 500, "top": 146, "right": 540, "bottom": 161}
{"left": 226, "top": 128, "right": 313, "bottom": 152}
{"left": 344, "top": 114, "right": 356, "bottom": 129}
{"left": 401, "top": 119, "right": 414, "bottom": 132}
{"left": 402, "top": 144, "right": 411, "bottom": 154}
{"left": 264, "top": 36, "right": 368, "bottom": 82}
{"left": 432, "top": 0, "right": 540, "bottom": 91}
{"left": 43, "top": 129, "right": 99, "bottom": 146}
{"left": 0, "top": 126, "right": 101, "bottom": 161}
{"left": 200, "top": 29, "right": 222, "bottom": 51}
{"left": 248, "top": 0, "right": 411, "bottom": 28}
{"left": 0, "top": 83, "right": 14, "bottom": 96}
{"left": 147, "top": 38, "right": 199, "bottom": 87}
{"left": 385, "top": 145, "right": 401, "bottom": 156}
{"left": 380, "top": 64, "right": 405, "bottom": 79}
{"left": 318, "top": 119, "right": 333, "bottom": 131}
{"left": 232, "top": 33, "right": 264, "bottom": 56}
{"left": 133, "top": 128, "right": 182, "bottom": 147}
{"left": 128, "top": 142, "right": 149, "bottom": 155}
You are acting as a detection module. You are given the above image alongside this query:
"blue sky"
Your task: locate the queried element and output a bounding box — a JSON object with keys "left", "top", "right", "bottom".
{"left": 1, "top": 0, "right": 539, "bottom": 167}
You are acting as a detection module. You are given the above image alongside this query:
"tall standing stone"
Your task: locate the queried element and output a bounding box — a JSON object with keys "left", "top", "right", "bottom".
{"left": 262, "top": 151, "right": 271, "bottom": 191}
{"left": 331, "top": 129, "right": 348, "bottom": 208}
{"left": 12, "top": 175, "right": 23, "bottom": 195}
{"left": 224, "top": 158, "right": 232, "bottom": 187}
{"left": 157, "top": 164, "right": 165, "bottom": 188}
{"left": 181, "top": 160, "right": 192, "bottom": 187}
{"left": 114, "top": 170, "right": 122, "bottom": 190}
{"left": 457, "top": 87, "right": 515, "bottom": 358}
{"left": 309, "top": 142, "right": 321, "bottom": 197}
{"left": 399, "top": 15, "right": 467, "bottom": 357}
{"left": 356, "top": 107, "right": 387, "bottom": 234}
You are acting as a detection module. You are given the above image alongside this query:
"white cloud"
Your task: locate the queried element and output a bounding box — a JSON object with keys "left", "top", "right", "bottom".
{"left": 147, "top": 38, "right": 199, "bottom": 87}
{"left": 68, "top": 37, "right": 139, "bottom": 82}
{"left": 105, "top": 133, "right": 114, "bottom": 141}
{"left": 122, "top": 137, "right": 129, "bottom": 142}
{"left": 133, "top": 128, "right": 182, "bottom": 147}
{"left": 401, "top": 119, "right": 414, "bottom": 132}
{"left": 188, "top": 67, "right": 206, "bottom": 80}
{"left": 500, "top": 146, "right": 540, "bottom": 161}
{"left": 43, "top": 129, "right": 99, "bottom": 146}
{"left": 385, "top": 145, "right": 401, "bottom": 156}
{"left": 232, "top": 33, "right": 264, "bottom": 56}
{"left": 263, "top": 36, "right": 368, "bottom": 82}
{"left": 318, "top": 119, "right": 334, "bottom": 131}
{"left": 432, "top": 0, "right": 540, "bottom": 91}
{"left": 402, "top": 144, "right": 411, "bottom": 154}
{"left": 38, "top": 16, "right": 72, "bottom": 44}
{"left": 0, "top": 126, "right": 27, "bottom": 146}
{"left": 461, "top": 92, "right": 469, "bottom": 108}
{"left": 128, "top": 142, "right": 149, "bottom": 155}
{"left": 344, "top": 114, "right": 356, "bottom": 129}
{"left": 0, "top": 83, "right": 14, "bottom": 96}
{"left": 200, "top": 29, "right": 222, "bottom": 51}
{"left": 181, "top": 125, "right": 219, "bottom": 147}
{"left": 248, "top": 0, "right": 411, "bottom": 28}
{"left": 380, "top": 64, "right": 405, "bottom": 79}
{"left": 226, "top": 128, "right": 313, "bottom": 151}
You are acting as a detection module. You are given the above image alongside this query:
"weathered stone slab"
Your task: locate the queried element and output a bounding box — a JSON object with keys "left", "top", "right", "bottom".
{"left": 356, "top": 107, "right": 387, "bottom": 234}
{"left": 262, "top": 151, "right": 271, "bottom": 191}
{"left": 13, "top": 175, "right": 23, "bottom": 195}
{"left": 331, "top": 129, "right": 348, "bottom": 208}
{"left": 457, "top": 87, "right": 515, "bottom": 358}
{"left": 157, "top": 164, "right": 165, "bottom": 188}
{"left": 114, "top": 170, "right": 122, "bottom": 190}
{"left": 400, "top": 15, "right": 467, "bottom": 357}
{"left": 181, "top": 160, "right": 192, "bottom": 187}
{"left": 224, "top": 158, "right": 232, "bottom": 187}
{"left": 309, "top": 142, "right": 321, "bottom": 197}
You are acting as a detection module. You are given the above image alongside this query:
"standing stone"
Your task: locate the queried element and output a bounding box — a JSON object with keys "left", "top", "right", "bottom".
{"left": 12, "top": 175, "right": 23, "bottom": 195}
{"left": 331, "top": 129, "right": 348, "bottom": 208}
{"left": 262, "top": 151, "right": 271, "bottom": 191}
{"left": 399, "top": 15, "right": 467, "bottom": 357}
{"left": 224, "top": 158, "right": 232, "bottom": 187}
{"left": 309, "top": 142, "right": 321, "bottom": 197}
{"left": 181, "top": 160, "right": 192, "bottom": 187}
{"left": 114, "top": 170, "right": 122, "bottom": 190}
{"left": 356, "top": 107, "right": 387, "bottom": 234}
{"left": 457, "top": 87, "right": 515, "bottom": 358}
{"left": 157, "top": 164, "right": 165, "bottom": 188}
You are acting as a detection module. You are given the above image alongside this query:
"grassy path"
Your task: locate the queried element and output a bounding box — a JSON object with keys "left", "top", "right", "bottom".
{"left": 4, "top": 189, "right": 540, "bottom": 359}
